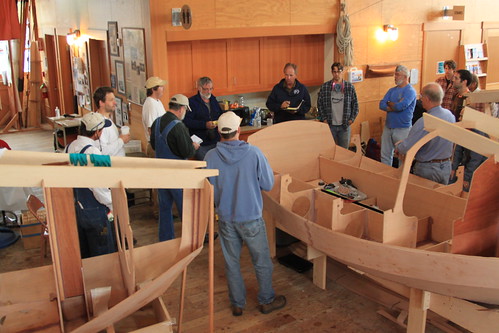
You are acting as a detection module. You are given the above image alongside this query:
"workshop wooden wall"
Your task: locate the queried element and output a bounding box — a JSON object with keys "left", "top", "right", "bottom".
{"left": 149, "top": 0, "right": 499, "bottom": 142}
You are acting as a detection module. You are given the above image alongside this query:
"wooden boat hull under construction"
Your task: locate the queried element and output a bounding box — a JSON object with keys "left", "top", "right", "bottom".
{"left": 249, "top": 110, "right": 499, "bottom": 306}
{"left": 0, "top": 150, "right": 218, "bottom": 332}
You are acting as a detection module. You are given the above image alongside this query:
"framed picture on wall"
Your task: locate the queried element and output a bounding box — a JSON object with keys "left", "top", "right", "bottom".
{"left": 115, "top": 60, "right": 126, "bottom": 95}
{"left": 115, "top": 96, "right": 123, "bottom": 127}
{"left": 108, "top": 21, "right": 119, "bottom": 57}
{"left": 122, "top": 101, "right": 129, "bottom": 125}
{"left": 122, "top": 27, "right": 147, "bottom": 105}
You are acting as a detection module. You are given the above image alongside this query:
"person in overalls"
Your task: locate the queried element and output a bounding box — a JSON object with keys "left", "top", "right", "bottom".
{"left": 150, "top": 94, "right": 199, "bottom": 241}
{"left": 66, "top": 112, "right": 116, "bottom": 258}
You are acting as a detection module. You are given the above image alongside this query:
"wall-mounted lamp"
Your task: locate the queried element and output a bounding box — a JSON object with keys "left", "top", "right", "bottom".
{"left": 66, "top": 29, "right": 81, "bottom": 46}
{"left": 376, "top": 25, "right": 398, "bottom": 42}
{"left": 383, "top": 25, "right": 398, "bottom": 41}
{"left": 442, "top": 6, "right": 465, "bottom": 20}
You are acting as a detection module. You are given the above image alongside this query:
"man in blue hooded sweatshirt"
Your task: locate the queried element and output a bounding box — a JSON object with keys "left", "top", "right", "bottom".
{"left": 204, "top": 111, "right": 286, "bottom": 317}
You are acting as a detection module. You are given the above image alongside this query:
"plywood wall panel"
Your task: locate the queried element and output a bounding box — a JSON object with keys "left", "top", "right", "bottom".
{"left": 421, "top": 29, "right": 460, "bottom": 87}
{"left": 167, "top": 41, "right": 195, "bottom": 96}
{"left": 290, "top": 0, "right": 337, "bottom": 26}
{"left": 215, "top": 0, "right": 290, "bottom": 28}
{"left": 366, "top": 25, "right": 422, "bottom": 65}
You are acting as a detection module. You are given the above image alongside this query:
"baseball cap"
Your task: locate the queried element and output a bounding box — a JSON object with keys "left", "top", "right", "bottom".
{"left": 145, "top": 76, "right": 167, "bottom": 89}
{"left": 81, "top": 112, "right": 106, "bottom": 131}
{"left": 170, "top": 94, "right": 191, "bottom": 111}
{"left": 218, "top": 111, "right": 242, "bottom": 134}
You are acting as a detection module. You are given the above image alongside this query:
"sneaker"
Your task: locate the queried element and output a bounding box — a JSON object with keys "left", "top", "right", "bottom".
{"left": 231, "top": 305, "right": 243, "bottom": 316}
{"left": 258, "top": 295, "right": 286, "bottom": 314}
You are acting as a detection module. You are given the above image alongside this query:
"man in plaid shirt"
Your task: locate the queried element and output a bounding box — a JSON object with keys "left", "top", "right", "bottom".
{"left": 317, "top": 62, "right": 359, "bottom": 148}
{"left": 435, "top": 59, "right": 457, "bottom": 110}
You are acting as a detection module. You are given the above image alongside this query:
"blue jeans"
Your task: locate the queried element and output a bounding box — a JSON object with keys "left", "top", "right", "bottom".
{"left": 218, "top": 218, "right": 275, "bottom": 308}
{"left": 195, "top": 143, "right": 217, "bottom": 161}
{"left": 158, "top": 188, "right": 183, "bottom": 241}
{"left": 413, "top": 160, "right": 451, "bottom": 185}
{"left": 329, "top": 125, "right": 351, "bottom": 149}
{"left": 381, "top": 126, "right": 411, "bottom": 166}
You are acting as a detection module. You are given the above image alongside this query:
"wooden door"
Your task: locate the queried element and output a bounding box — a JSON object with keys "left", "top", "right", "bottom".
{"left": 291, "top": 35, "right": 325, "bottom": 87}
{"left": 88, "top": 38, "right": 111, "bottom": 106}
{"left": 167, "top": 41, "right": 195, "bottom": 97}
{"left": 44, "top": 35, "right": 61, "bottom": 119}
{"left": 57, "top": 35, "right": 75, "bottom": 115}
{"left": 261, "top": 36, "right": 291, "bottom": 90}
{"left": 192, "top": 39, "right": 229, "bottom": 95}
{"left": 483, "top": 22, "right": 499, "bottom": 90}
{"left": 227, "top": 37, "right": 262, "bottom": 93}
{"left": 422, "top": 24, "right": 462, "bottom": 87}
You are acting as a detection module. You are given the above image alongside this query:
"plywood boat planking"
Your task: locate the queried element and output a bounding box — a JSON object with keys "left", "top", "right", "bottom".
{"left": 249, "top": 111, "right": 499, "bottom": 306}
{"left": 0, "top": 150, "right": 218, "bottom": 332}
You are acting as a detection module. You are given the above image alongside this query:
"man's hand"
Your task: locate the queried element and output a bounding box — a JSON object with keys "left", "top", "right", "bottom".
{"left": 387, "top": 101, "right": 395, "bottom": 111}
{"left": 192, "top": 142, "right": 200, "bottom": 150}
{"left": 281, "top": 101, "right": 291, "bottom": 109}
{"left": 120, "top": 134, "right": 131, "bottom": 144}
{"left": 206, "top": 121, "right": 216, "bottom": 129}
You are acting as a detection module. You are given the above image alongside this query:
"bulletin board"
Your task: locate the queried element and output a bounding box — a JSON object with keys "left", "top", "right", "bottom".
{"left": 122, "top": 27, "right": 147, "bottom": 105}
{"left": 70, "top": 42, "right": 92, "bottom": 111}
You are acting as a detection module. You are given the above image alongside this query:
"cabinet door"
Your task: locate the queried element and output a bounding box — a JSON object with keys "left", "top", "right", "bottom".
{"left": 291, "top": 35, "right": 325, "bottom": 87}
{"left": 227, "top": 38, "right": 262, "bottom": 92}
{"left": 167, "top": 41, "right": 195, "bottom": 97}
{"left": 261, "top": 36, "right": 291, "bottom": 89}
{"left": 192, "top": 39, "right": 229, "bottom": 95}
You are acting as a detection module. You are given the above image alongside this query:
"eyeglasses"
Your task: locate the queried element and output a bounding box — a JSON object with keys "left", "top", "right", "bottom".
{"left": 332, "top": 70, "right": 342, "bottom": 73}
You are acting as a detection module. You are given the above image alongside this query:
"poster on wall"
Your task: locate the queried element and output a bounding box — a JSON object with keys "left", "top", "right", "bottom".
{"left": 115, "top": 96, "right": 123, "bottom": 127}
{"left": 107, "top": 21, "right": 119, "bottom": 57}
{"left": 122, "top": 27, "right": 147, "bottom": 105}
{"left": 122, "top": 101, "right": 129, "bottom": 125}
{"left": 436, "top": 61, "right": 445, "bottom": 75}
{"left": 70, "top": 42, "right": 92, "bottom": 111}
{"left": 115, "top": 60, "right": 126, "bottom": 95}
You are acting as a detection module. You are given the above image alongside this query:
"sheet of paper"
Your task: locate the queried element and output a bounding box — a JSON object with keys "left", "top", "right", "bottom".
{"left": 191, "top": 134, "right": 203, "bottom": 144}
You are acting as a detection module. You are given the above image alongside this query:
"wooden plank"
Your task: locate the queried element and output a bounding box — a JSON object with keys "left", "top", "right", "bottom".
{"left": 111, "top": 184, "right": 136, "bottom": 296}
{"left": 0, "top": 149, "right": 206, "bottom": 169}
{"left": 407, "top": 288, "right": 430, "bottom": 333}
{"left": 423, "top": 112, "right": 499, "bottom": 158}
{"left": 90, "top": 287, "right": 115, "bottom": 333}
{"left": 461, "top": 106, "right": 499, "bottom": 137}
{"left": 165, "top": 25, "right": 332, "bottom": 42}
{"left": 72, "top": 248, "right": 202, "bottom": 333}
{"left": 44, "top": 187, "right": 83, "bottom": 299}
{"left": 0, "top": 164, "right": 217, "bottom": 189}
{"left": 430, "top": 293, "right": 499, "bottom": 333}
{"left": 464, "top": 90, "right": 499, "bottom": 103}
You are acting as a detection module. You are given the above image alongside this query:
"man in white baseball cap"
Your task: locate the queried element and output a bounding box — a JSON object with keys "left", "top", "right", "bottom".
{"left": 204, "top": 111, "right": 286, "bottom": 317}
{"left": 65, "top": 112, "right": 116, "bottom": 258}
{"left": 143, "top": 76, "right": 168, "bottom": 146}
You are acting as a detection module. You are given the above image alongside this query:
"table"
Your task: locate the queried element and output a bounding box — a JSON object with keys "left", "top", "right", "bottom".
{"left": 47, "top": 116, "right": 81, "bottom": 151}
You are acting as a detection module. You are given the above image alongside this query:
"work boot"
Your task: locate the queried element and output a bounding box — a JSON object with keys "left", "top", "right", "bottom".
{"left": 258, "top": 295, "right": 286, "bottom": 314}
{"left": 231, "top": 305, "right": 243, "bottom": 316}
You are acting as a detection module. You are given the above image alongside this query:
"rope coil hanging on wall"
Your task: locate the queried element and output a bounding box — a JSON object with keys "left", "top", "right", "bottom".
{"left": 336, "top": 2, "right": 354, "bottom": 67}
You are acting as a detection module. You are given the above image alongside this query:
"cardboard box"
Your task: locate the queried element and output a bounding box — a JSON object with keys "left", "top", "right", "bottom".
{"left": 21, "top": 210, "right": 46, "bottom": 250}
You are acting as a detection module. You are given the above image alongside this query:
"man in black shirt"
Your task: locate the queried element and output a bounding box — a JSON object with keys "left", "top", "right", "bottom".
{"left": 151, "top": 94, "right": 199, "bottom": 241}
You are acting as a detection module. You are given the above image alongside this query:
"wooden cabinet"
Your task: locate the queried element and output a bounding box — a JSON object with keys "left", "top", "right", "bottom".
{"left": 459, "top": 43, "right": 488, "bottom": 89}
{"left": 167, "top": 41, "right": 195, "bottom": 96}
{"left": 228, "top": 38, "right": 262, "bottom": 92}
{"left": 167, "top": 34, "right": 324, "bottom": 97}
